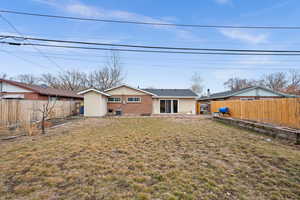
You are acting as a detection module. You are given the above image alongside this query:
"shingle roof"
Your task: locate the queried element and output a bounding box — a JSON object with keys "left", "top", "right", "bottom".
{"left": 0, "top": 79, "right": 83, "bottom": 99}
{"left": 208, "top": 87, "right": 252, "bottom": 99}
{"left": 143, "top": 88, "right": 198, "bottom": 97}
{"left": 198, "top": 86, "right": 295, "bottom": 100}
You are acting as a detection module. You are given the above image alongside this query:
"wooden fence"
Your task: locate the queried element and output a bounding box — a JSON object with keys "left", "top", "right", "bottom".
{"left": 211, "top": 98, "right": 300, "bottom": 129}
{"left": 0, "top": 99, "right": 79, "bottom": 128}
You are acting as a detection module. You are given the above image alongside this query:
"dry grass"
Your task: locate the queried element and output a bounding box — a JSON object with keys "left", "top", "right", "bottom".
{"left": 0, "top": 117, "right": 299, "bottom": 200}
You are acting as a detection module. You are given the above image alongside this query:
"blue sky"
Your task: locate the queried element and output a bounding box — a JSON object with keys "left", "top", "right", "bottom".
{"left": 1, "top": 0, "right": 300, "bottom": 93}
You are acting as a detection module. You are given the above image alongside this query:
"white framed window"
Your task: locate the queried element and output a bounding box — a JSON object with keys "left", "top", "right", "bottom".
{"left": 127, "top": 97, "right": 141, "bottom": 102}
{"left": 108, "top": 97, "right": 121, "bottom": 102}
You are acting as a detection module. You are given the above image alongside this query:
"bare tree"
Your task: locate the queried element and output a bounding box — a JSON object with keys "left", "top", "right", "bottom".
{"left": 0, "top": 73, "right": 7, "bottom": 79}
{"left": 13, "top": 74, "right": 40, "bottom": 84}
{"left": 224, "top": 77, "right": 253, "bottom": 91}
{"left": 58, "top": 69, "right": 86, "bottom": 91}
{"left": 285, "top": 70, "right": 300, "bottom": 95}
{"left": 36, "top": 98, "right": 56, "bottom": 134}
{"left": 92, "top": 51, "right": 125, "bottom": 90}
{"left": 190, "top": 72, "right": 204, "bottom": 95}
{"left": 40, "top": 73, "right": 61, "bottom": 89}
{"left": 84, "top": 72, "right": 95, "bottom": 88}
{"left": 261, "top": 72, "right": 287, "bottom": 92}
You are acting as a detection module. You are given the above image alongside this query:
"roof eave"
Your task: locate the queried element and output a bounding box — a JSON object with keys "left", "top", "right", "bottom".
{"left": 153, "top": 96, "right": 198, "bottom": 99}
{"left": 78, "top": 88, "right": 111, "bottom": 96}
{"left": 104, "top": 84, "right": 156, "bottom": 96}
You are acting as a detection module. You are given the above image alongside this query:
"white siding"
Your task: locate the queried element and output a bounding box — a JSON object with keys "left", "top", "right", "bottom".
{"left": 179, "top": 99, "right": 197, "bottom": 114}
{"left": 152, "top": 99, "right": 160, "bottom": 114}
{"left": 1, "top": 82, "right": 31, "bottom": 92}
{"left": 152, "top": 98, "right": 196, "bottom": 114}
{"left": 106, "top": 86, "right": 147, "bottom": 95}
{"left": 235, "top": 88, "right": 281, "bottom": 97}
{"left": 83, "top": 91, "right": 107, "bottom": 117}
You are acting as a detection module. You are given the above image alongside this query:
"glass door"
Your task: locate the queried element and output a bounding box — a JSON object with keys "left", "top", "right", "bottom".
{"left": 165, "top": 100, "right": 171, "bottom": 113}
{"left": 173, "top": 100, "right": 178, "bottom": 113}
{"left": 160, "top": 100, "right": 177, "bottom": 113}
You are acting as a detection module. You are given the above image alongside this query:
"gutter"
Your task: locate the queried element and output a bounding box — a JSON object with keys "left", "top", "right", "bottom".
{"left": 152, "top": 96, "right": 198, "bottom": 99}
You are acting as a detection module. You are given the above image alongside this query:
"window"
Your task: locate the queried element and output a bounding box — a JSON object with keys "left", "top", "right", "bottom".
{"left": 160, "top": 100, "right": 178, "bottom": 113}
{"left": 127, "top": 97, "right": 141, "bottom": 102}
{"left": 108, "top": 97, "right": 121, "bottom": 102}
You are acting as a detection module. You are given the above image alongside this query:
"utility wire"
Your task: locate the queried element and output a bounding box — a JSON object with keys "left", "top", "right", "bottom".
{"left": 3, "top": 41, "right": 300, "bottom": 56}
{"left": 0, "top": 14, "right": 64, "bottom": 71}
{"left": 14, "top": 49, "right": 300, "bottom": 63}
{"left": 2, "top": 34, "right": 300, "bottom": 53}
{"left": 1, "top": 10, "right": 300, "bottom": 30}
{"left": 3, "top": 49, "right": 300, "bottom": 71}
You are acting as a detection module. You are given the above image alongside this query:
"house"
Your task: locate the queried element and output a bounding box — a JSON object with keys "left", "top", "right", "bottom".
{"left": 0, "top": 79, "right": 83, "bottom": 101}
{"left": 78, "top": 84, "right": 198, "bottom": 117}
{"left": 197, "top": 86, "right": 296, "bottom": 113}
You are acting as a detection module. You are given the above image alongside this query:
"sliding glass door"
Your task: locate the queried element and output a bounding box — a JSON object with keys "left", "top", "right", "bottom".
{"left": 160, "top": 100, "right": 178, "bottom": 113}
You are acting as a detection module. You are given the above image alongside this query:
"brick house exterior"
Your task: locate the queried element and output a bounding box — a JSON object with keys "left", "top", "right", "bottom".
{"left": 79, "top": 85, "right": 198, "bottom": 117}
{"left": 0, "top": 79, "right": 83, "bottom": 101}
{"left": 104, "top": 85, "right": 156, "bottom": 115}
{"left": 107, "top": 95, "right": 153, "bottom": 115}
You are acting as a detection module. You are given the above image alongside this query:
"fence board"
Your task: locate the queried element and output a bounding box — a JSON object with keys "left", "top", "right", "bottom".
{"left": 211, "top": 98, "right": 300, "bottom": 129}
{"left": 0, "top": 99, "right": 79, "bottom": 128}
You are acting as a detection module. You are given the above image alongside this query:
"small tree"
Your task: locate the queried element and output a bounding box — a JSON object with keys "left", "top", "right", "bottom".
{"left": 36, "top": 97, "right": 56, "bottom": 134}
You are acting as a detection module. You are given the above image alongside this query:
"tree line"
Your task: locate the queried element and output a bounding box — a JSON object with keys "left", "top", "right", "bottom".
{"left": 223, "top": 70, "right": 300, "bottom": 95}
{"left": 0, "top": 51, "right": 125, "bottom": 91}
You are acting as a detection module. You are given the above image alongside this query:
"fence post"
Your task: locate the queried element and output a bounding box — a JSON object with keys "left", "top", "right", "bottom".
{"left": 296, "top": 132, "right": 300, "bottom": 145}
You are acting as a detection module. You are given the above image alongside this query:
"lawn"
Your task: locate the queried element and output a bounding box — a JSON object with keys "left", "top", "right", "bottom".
{"left": 0, "top": 117, "right": 299, "bottom": 200}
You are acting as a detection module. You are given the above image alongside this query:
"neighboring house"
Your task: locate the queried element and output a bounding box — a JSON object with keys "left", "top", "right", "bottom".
{"left": 78, "top": 84, "right": 198, "bottom": 117}
{"left": 197, "top": 86, "right": 296, "bottom": 113}
{"left": 0, "top": 79, "right": 83, "bottom": 101}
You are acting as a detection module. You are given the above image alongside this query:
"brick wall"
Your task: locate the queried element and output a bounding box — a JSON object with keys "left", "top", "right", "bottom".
{"left": 107, "top": 95, "right": 152, "bottom": 115}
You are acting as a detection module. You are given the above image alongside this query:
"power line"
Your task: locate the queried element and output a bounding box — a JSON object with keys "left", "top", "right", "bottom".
{"left": 3, "top": 41, "right": 300, "bottom": 56}
{"left": 3, "top": 48, "right": 300, "bottom": 71}
{"left": 0, "top": 14, "right": 64, "bottom": 71}
{"left": 7, "top": 49, "right": 300, "bottom": 65}
{"left": 3, "top": 34, "right": 300, "bottom": 53}
{"left": 1, "top": 9, "right": 300, "bottom": 30}
{"left": 13, "top": 49, "right": 300, "bottom": 64}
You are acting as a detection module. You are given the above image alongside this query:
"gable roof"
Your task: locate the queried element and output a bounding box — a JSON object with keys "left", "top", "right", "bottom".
{"left": 143, "top": 88, "right": 198, "bottom": 98}
{"left": 77, "top": 88, "right": 111, "bottom": 96}
{"left": 198, "top": 86, "right": 296, "bottom": 100}
{"left": 104, "top": 84, "right": 156, "bottom": 95}
{"left": 0, "top": 79, "right": 83, "bottom": 99}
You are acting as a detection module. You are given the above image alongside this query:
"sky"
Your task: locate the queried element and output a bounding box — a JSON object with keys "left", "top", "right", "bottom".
{"left": 1, "top": 0, "right": 300, "bottom": 93}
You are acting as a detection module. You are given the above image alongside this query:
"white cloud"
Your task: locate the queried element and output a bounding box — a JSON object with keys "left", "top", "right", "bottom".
{"left": 32, "top": 0, "right": 200, "bottom": 41}
{"left": 215, "top": 0, "right": 231, "bottom": 5}
{"left": 33, "top": 0, "right": 167, "bottom": 24}
{"left": 219, "top": 29, "right": 268, "bottom": 44}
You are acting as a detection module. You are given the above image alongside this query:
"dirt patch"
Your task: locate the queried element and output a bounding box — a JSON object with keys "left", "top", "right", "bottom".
{"left": 0, "top": 117, "right": 111, "bottom": 145}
